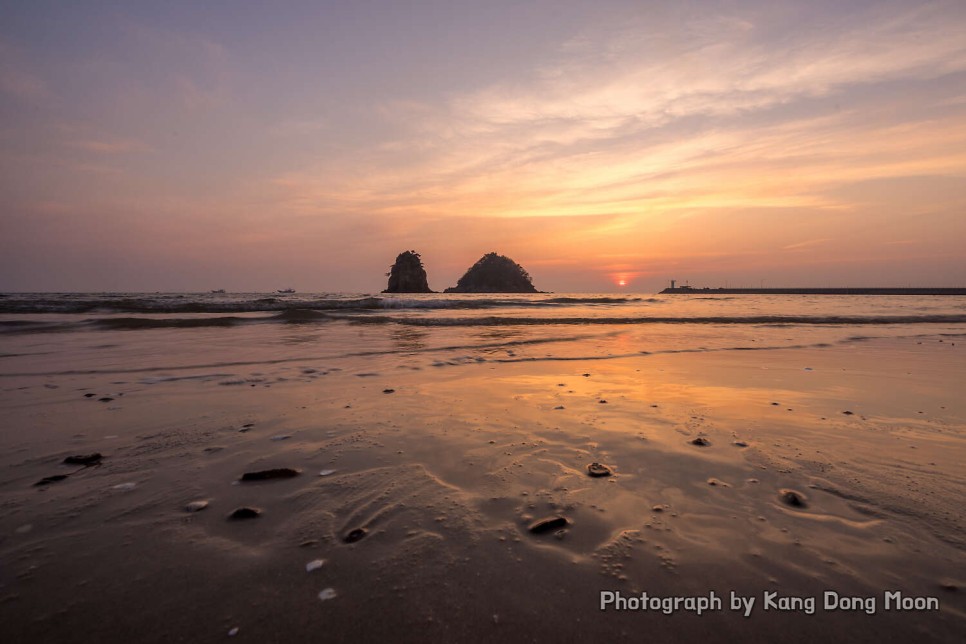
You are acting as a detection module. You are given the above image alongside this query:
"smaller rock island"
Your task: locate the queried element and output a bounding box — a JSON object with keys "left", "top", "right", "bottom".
{"left": 444, "top": 252, "right": 539, "bottom": 293}
{"left": 383, "top": 250, "right": 434, "bottom": 293}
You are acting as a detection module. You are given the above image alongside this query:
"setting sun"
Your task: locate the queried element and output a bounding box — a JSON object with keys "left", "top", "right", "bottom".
{"left": 618, "top": 279, "right": 626, "bottom": 287}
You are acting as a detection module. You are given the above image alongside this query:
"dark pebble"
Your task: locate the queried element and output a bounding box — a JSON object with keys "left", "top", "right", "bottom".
{"left": 582, "top": 373, "right": 590, "bottom": 377}
{"left": 344, "top": 528, "right": 367, "bottom": 543}
{"left": 228, "top": 507, "right": 261, "bottom": 520}
{"left": 35, "top": 474, "right": 68, "bottom": 486}
{"left": 598, "top": 399, "right": 607, "bottom": 404}
{"left": 83, "top": 393, "right": 96, "bottom": 398}
{"left": 528, "top": 516, "right": 569, "bottom": 534}
{"left": 98, "top": 397, "right": 114, "bottom": 402}
{"left": 780, "top": 489, "right": 808, "bottom": 508}
{"left": 733, "top": 441, "right": 748, "bottom": 447}
{"left": 383, "top": 389, "right": 395, "bottom": 394}
{"left": 587, "top": 462, "right": 613, "bottom": 477}
{"left": 63, "top": 453, "right": 103, "bottom": 466}
{"left": 240, "top": 468, "right": 301, "bottom": 481}
{"left": 842, "top": 410, "right": 854, "bottom": 415}
{"left": 691, "top": 437, "right": 711, "bottom": 447}
{"left": 770, "top": 402, "right": 780, "bottom": 406}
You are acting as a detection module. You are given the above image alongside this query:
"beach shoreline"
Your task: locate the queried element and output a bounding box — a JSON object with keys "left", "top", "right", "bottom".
{"left": 2, "top": 315, "right": 964, "bottom": 642}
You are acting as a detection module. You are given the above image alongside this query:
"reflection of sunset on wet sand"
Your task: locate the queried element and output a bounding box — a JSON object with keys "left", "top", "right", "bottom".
{"left": 2, "top": 293, "right": 965, "bottom": 642}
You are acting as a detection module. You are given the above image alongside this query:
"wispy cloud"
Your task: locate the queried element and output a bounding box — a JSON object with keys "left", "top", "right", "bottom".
{"left": 0, "top": 41, "right": 51, "bottom": 102}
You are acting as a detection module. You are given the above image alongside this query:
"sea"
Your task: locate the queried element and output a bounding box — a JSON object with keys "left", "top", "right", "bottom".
{"left": 2, "top": 292, "right": 965, "bottom": 383}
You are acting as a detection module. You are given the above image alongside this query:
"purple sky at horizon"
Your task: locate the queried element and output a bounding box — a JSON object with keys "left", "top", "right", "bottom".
{"left": 2, "top": 1, "right": 965, "bottom": 293}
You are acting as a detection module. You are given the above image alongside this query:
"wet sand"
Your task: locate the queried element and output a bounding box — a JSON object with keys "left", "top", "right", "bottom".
{"left": 1, "top": 334, "right": 964, "bottom": 642}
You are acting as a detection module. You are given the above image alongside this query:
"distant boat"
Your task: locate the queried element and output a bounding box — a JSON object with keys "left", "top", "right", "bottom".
{"left": 210, "top": 289, "right": 226, "bottom": 294}
{"left": 277, "top": 288, "right": 295, "bottom": 294}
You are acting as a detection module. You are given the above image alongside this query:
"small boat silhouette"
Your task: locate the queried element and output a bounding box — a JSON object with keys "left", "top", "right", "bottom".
{"left": 277, "top": 288, "right": 295, "bottom": 294}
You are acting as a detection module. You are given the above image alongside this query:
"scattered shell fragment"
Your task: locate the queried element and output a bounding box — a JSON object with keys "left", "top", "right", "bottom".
{"left": 344, "top": 528, "right": 367, "bottom": 543}
{"left": 318, "top": 588, "right": 337, "bottom": 601}
{"left": 228, "top": 627, "right": 239, "bottom": 637}
{"left": 305, "top": 559, "right": 325, "bottom": 572}
{"left": 269, "top": 435, "right": 291, "bottom": 441}
{"left": 779, "top": 489, "right": 808, "bottom": 508}
{"left": 240, "top": 468, "right": 300, "bottom": 482}
{"left": 228, "top": 507, "right": 261, "bottom": 520}
{"left": 586, "top": 462, "right": 612, "bottom": 478}
{"left": 528, "top": 516, "right": 569, "bottom": 534}
{"left": 63, "top": 453, "right": 103, "bottom": 466}
{"left": 318, "top": 469, "right": 336, "bottom": 476}
{"left": 35, "top": 475, "right": 68, "bottom": 486}
{"left": 185, "top": 500, "right": 209, "bottom": 513}
{"left": 112, "top": 482, "right": 137, "bottom": 491}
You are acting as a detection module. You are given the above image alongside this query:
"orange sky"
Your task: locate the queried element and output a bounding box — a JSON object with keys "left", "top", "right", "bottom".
{"left": 1, "top": 1, "right": 965, "bottom": 292}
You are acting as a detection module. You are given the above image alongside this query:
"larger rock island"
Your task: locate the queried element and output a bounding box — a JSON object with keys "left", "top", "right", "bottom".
{"left": 444, "top": 253, "right": 539, "bottom": 293}
{"left": 383, "top": 250, "right": 434, "bottom": 293}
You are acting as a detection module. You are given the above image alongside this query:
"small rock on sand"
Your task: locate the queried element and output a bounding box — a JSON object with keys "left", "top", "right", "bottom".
{"left": 269, "top": 435, "right": 291, "bottom": 441}
{"left": 185, "top": 500, "right": 209, "bottom": 512}
{"left": 318, "top": 469, "right": 336, "bottom": 476}
{"left": 344, "top": 528, "right": 367, "bottom": 543}
{"left": 228, "top": 627, "right": 239, "bottom": 637}
{"left": 83, "top": 393, "right": 96, "bottom": 398}
{"left": 586, "top": 462, "right": 613, "bottom": 477}
{"left": 63, "top": 453, "right": 103, "bottom": 466}
{"left": 382, "top": 388, "right": 395, "bottom": 394}
{"left": 733, "top": 441, "right": 748, "bottom": 447}
{"left": 228, "top": 507, "right": 261, "bottom": 520}
{"left": 98, "top": 397, "right": 114, "bottom": 402}
{"left": 528, "top": 516, "right": 569, "bottom": 534}
{"left": 598, "top": 399, "right": 607, "bottom": 404}
{"left": 305, "top": 559, "right": 325, "bottom": 572}
{"left": 35, "top": 474, "right": 68, "bottom": 486}
{"left": 691, "top": 437, "right": 711, "bottom": 447}
{"left": 779, "top": 489, "right": 808, "bottom": 508}
{"left": 240, "top": 468, "right": 301, "bottom": 482}
{"left": 318, "top": 588, "right": 337, "bottom": 601}
{"left": 842, "top": 410, "right": 854, "bottom": 415}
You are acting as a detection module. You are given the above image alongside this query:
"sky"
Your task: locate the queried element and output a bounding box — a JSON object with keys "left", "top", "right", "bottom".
{"left": 1, "top": 0, "right": 965, "bottom": 293}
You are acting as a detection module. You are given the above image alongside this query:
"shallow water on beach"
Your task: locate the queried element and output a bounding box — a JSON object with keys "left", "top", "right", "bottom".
{"left": 1, "top": 293, "right": 965, "bottom": 642}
